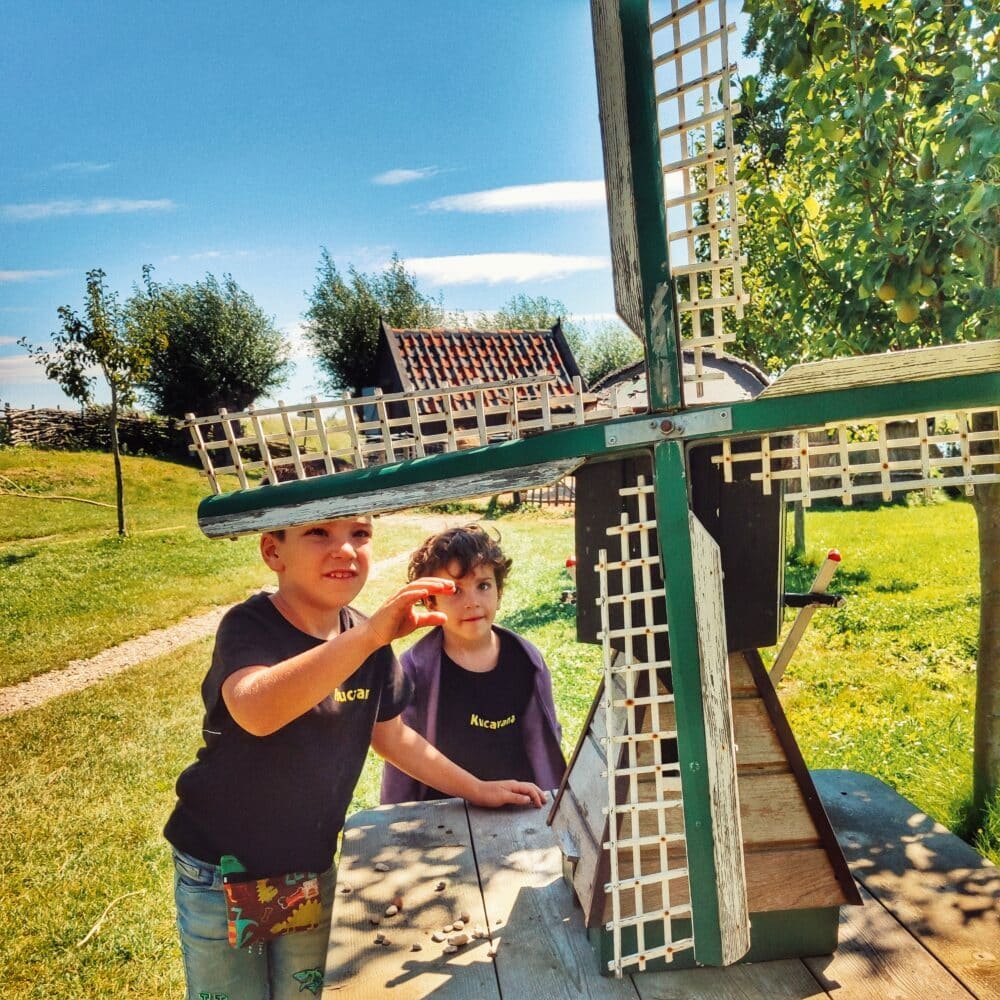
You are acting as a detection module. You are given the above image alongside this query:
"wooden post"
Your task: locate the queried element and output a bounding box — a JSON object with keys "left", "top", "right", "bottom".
{"left": 653, "top": 439, "right": 749, "bottom": 967}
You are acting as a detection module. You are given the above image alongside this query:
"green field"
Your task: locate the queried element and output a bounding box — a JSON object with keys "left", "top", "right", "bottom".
{"left": 0, "top": 448, "right": 993, "bottom": 998}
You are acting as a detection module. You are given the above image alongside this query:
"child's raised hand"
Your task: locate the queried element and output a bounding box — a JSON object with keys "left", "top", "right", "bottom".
{"left": 365, "top": 577, "right": 455, "bottom": 647}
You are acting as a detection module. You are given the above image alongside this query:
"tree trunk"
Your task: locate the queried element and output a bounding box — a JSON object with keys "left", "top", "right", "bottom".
{"left": 793, "top": 501, "right": 806, "bottom": 557}
{"left": 972, "top": 482, "right": 1000, "bottom": 817}
{"left": 109, "top": 386, "right": 127, "bottom": 537}
{"left": 971, "top": 220, "right": 999, "bottom": 817}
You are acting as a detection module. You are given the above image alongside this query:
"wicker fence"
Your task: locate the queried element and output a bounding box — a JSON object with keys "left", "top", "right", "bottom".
{"left": 1, "top": 404, "right": 190, "bottom": 459}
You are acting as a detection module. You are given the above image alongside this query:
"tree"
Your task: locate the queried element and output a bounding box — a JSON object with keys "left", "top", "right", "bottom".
{"left": 19, "top": 267, "right": 165, "bottom": 536}
{"left": 738, "top": 0, "right": 1000, "bottom": 815}
{"left": 581, "top": 320, "right": 644, "bottom": 384}
{"left": 478, "top": 293, "right": 569, "bottom": 332}
{"left": 304, "top": 251, "right": 442, "bottom": 396}
{"left": 136, "top": 274, "right": 290, "bottom": 419}
{"left": 477, "top": 294, "right": 642, "bottom": 384}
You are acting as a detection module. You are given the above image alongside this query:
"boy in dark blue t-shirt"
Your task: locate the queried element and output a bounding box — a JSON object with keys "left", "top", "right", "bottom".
{"left": 165, "top": 516, "right": 544, "bottom": 1000}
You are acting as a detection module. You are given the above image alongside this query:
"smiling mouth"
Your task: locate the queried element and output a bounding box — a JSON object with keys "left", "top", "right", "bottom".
{"left": 326, "top": 570, "right": 357, "bottom": 580}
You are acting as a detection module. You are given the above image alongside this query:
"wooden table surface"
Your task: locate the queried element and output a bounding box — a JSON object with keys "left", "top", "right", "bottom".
{"left": 324, "top": 770, "right": 999, "bottom": 998}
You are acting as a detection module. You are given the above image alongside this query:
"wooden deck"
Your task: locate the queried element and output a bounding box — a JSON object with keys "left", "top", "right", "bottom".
{"left": 324, "top": 770, "right": 999, "bottom": 998}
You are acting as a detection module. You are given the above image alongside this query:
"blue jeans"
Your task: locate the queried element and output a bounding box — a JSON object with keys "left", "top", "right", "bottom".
{"left": 172, "top": 849, "right": 335, "bottom": 1000}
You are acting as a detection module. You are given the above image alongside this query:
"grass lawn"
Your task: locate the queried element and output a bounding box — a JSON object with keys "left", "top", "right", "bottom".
{"left": 0, "top": 448, "right": 270, "bottom": 686}
{"left": 0, "top": 449, "right": 993, "bottom": 998}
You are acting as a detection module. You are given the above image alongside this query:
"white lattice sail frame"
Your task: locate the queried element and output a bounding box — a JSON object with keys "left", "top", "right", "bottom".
{"left": 184, "top": 375, "right": 617, "bottom": 495}
{"left": 598, "top": 476, "right": 694, "bottom": 975}
{"left": 651, "top": 0, "right": 746, "bottom": 395}
{"left": 714, "top": 407, "right": 1000, "bottom": 505}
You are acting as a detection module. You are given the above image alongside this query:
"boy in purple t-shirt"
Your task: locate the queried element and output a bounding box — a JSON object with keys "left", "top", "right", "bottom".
{"left": 381, "top": 524, "right": 566, "bottom": 804}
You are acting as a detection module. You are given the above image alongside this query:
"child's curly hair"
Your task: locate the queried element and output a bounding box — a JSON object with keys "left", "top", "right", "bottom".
{"left": 407, "top": 524, "right": 513, "bottom": 595}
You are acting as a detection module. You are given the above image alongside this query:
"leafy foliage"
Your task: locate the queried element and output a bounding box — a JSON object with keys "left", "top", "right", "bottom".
{"left": 477, "top": 293, "right": 569, "bottom": 332}
{"left": 736, "top": 0, "right": 999, "bottom": 368}
{"left": 738, "top": 0, "right": 1000, "bottom": 813}
{"left": 18, "top": 268, "right": 166, "bottom": 535}
{"left": 20, "top": 268, "right": 163, "bottom": 412}
{"left": 580, "top": 321, "right": 644, "bottom": 384}
{"left": 136, "top": 273, "right": 291, "bottom": 419}
{"left": 304, "top": 251, "right": 443, "bottom": 396}
{"left": 477, "top": 294, "right": 643, "bottom": 385}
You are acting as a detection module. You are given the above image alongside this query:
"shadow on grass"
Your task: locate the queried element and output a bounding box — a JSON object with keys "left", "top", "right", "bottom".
{"left": 501, "top": 599, "right": 577, "bottom": 633}
{"left": 0, "top": 551, "right": 37, "bottom": 568}
{"left": 785, "top": 556, "right": 871, "bottom": 594}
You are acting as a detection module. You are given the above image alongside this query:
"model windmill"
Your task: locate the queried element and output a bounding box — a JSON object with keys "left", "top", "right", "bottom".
{"left": 184, "top": 0, "right": 1000, "bottom": 979}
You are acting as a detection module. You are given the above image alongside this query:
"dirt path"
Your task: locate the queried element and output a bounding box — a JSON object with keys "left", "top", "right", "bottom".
{"left": 0, "top": 512, "right": 477, "bottom": 718}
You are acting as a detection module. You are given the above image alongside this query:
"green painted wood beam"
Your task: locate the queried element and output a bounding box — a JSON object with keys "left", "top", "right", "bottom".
{"left": 652, "top": 440, "right": 724, "bottom": 966}
{"left": 196, "top": 362, "right": 997, "bottom": 534}
{"left": 617, "top": 0, "right": 683, "bottom": 412}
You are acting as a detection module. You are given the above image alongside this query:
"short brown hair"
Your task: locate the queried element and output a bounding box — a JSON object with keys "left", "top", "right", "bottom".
{"left": 407, "top": 524, "right": 513, "bottom": 594}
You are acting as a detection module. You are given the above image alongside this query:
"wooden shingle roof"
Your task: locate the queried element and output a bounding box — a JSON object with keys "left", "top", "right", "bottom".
{"left": 380, "top": 320, "right": 585, "bottom": 413}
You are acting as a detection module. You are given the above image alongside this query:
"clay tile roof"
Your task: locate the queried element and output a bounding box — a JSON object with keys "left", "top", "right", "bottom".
{"left": 385, "top": 325, "right": 584, "bottom": 412}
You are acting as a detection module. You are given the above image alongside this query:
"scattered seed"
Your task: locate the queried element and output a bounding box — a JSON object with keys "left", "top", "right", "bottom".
{"left": 369, "top": 915, "right": 382, "bottom": 926}
{"left": 487, "top": 946, "right": 497, "bottom": 958}
{"left": 374, "top": 932, "right": 386, "bottom": 944}
{"left": 452, "top": 919, "right": 464, "bottom": 930}
{"left": 373, "top": 862, "right": 390, "bottom": 872}
{"left": 443, "top": 924, "right": 453, "bottom": 933}
{"left": 472, "top": 926, "right": 486, "bottom": 939}
{"left": 411, "top": 942, "right": 422, "bottom": 952}
{"left": 434, "top": 881, "right": 446, "bottom": 892}
{"left": 494, "top": 918, "right": 503, "bottom": 926}
{"left": 448, "top": 932, "right": 470, "bottom": 946}
{"left": 339, "top": 885, "right": 352, "bottom": 895}
{"left": 381, "top": 938, "right": 391, "bottom": 948}
{"left": 460, "top": 911, "right": 471, "bottom": 923}
{"left": 431, "top": 931, "right": 445, "bottom": 943}
{"left": 385, "top": 905, "right": 399, "bottom": 917}
{"left": 445, "top": 828, "right": 453, "bottom": 835}
{"left": 443, "top": 944, "right": 458, "bottom": 954}
{"left": 391, "top": 895, "right": 404, "bottom": 910}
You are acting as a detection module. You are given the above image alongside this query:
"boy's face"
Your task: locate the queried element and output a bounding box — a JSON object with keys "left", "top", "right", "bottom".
{"left": 431, "top": 559, "right": 500, "bottom": 645}
{"left": 261, "top": 517, "right": 373, "bottom": 611}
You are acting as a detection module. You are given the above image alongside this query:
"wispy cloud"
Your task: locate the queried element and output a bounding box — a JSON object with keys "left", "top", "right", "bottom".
{"left": 404, "top": 252, "right": 609, "bottom": 286}
{"left": 373, "top": 167, "right": 439, "bottom": 186}
{"left": 0, "top": 354, "right": 48, "bottom": 384}
{"left": 2, "top": 198, "right": 175, "bottom": 221}
{"left": 164, "top": 249, "right": 252, "bottom": 262}
{"left": 281, "top": 322, "right": 312, "bottom": 360}
{"left": 0, "top": 336, "right": 18, "bottom": 345}
{"left": 426, "top": 180, "right": 606, "bottom": 214}
{"left": 50, "top": 161, "right": 113, "bottom": 173}
{"left": 0, "top": 269, "right": 66, "bottom": 283}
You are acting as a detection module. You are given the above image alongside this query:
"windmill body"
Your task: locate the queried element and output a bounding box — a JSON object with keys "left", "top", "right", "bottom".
{"left": 184, "top": 0, "right": 1000, "bottom": 979}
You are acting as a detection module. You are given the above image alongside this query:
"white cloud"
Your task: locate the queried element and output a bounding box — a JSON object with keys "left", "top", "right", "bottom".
{"left": 373, "top": 167, "right": 439, "bottom": 186}
{"left": 570, "top": 312, "right": 625, "bottom": 326}
{"left": 426, "top": 180, "right": 606, "bottom": 214}
{"left": 404, "top": 252, "right": 609, "bottom": 286}
{"left": 2, "top": 198, "right": 175, "bottom": 221}
{"left": 164, "top": 249, "right": 252, "bottom": 262}
{"left": 0, "top": 354, "right": 48, "bottom": 383}
{"left": 0, "top": 336, "right": 18, "bottom": 345}
{"left": 0, "top": 269, "right": 65, "bottom": 282}
{"left": 281, "top": 322, "right": 312, "bottom": 360}
{"left": 51, "top": 161, "right": 113, "bottom": 173}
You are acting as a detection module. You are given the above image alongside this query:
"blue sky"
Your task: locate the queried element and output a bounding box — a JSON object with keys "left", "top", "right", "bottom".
{"left": 1, "top": 1, "right": 743, "bottom": 410}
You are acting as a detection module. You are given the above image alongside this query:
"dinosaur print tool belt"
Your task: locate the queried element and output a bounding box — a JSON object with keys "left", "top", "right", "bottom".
{"left": 220, "top": 855, "right": 322, "bottom": 951}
